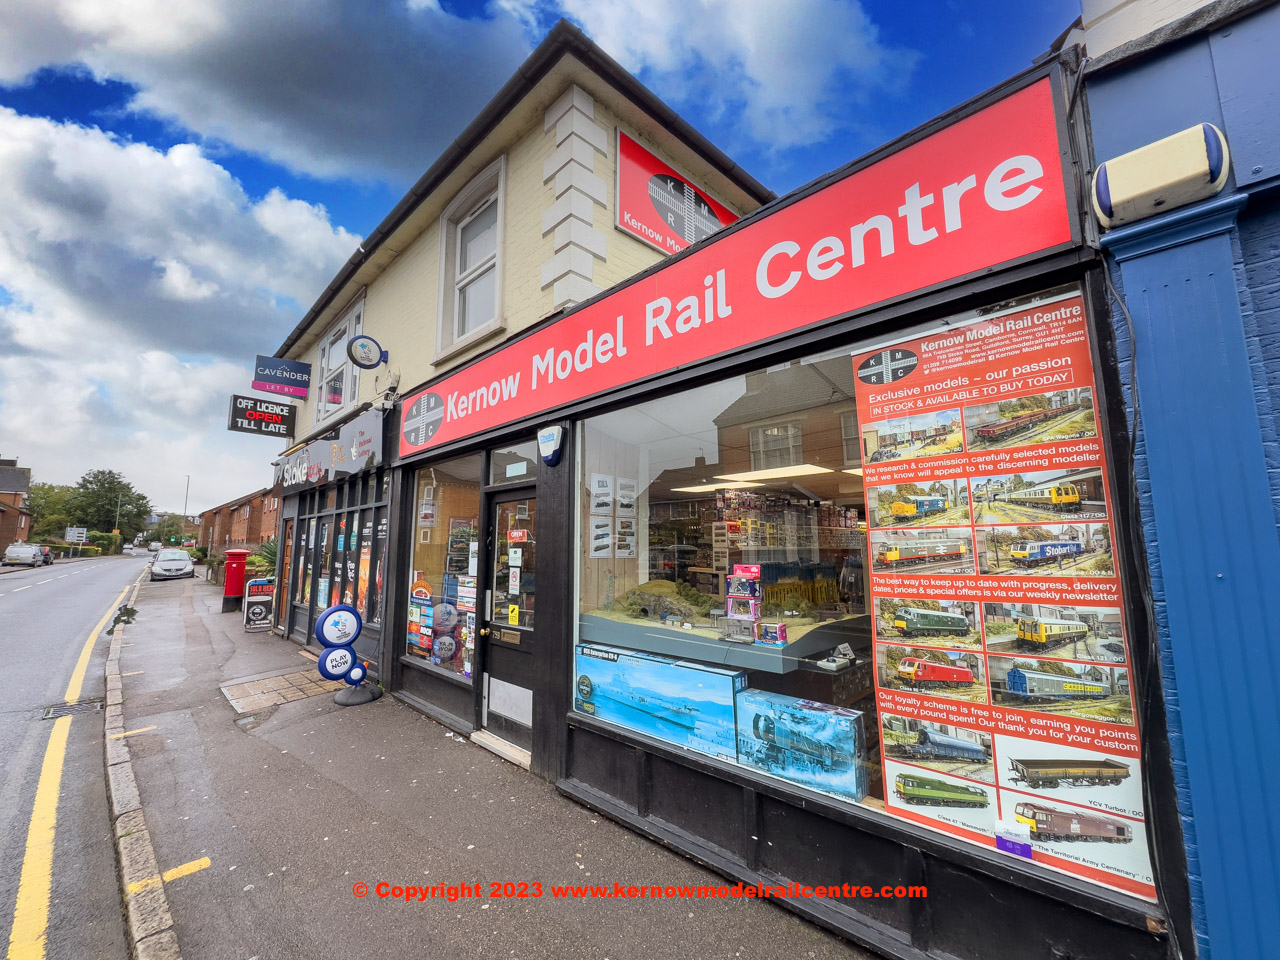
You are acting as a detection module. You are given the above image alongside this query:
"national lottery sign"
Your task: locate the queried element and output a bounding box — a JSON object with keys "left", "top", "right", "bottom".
{"left": 398, "top": 78, "right": 1072, "bottom": 459}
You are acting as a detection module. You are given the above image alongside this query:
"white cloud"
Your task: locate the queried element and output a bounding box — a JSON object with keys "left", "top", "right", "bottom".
{"left": 0, "top": 0, "right": 534, "bottom": 183}
{"left": 548, "top": 0, "right": 919, "bottom": 151}
{"left": 0, "top": 108, "right": 354, "bottom": 506}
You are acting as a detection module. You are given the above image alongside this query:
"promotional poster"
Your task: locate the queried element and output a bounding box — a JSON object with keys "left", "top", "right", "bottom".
{"left": 852, "top": 289, "right": 1154, "bottom": 900}
{"left": 574, "top": 644, "right": 745, "bottom": 761}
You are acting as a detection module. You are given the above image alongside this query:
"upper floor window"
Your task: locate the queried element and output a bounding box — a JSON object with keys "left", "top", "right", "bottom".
{"left": 750, "top": 422, "right": 803, "bottom": 470}
{"left": 315, "top": 299, "right": 363, "bottom": 423}
{"left": 436, "top": 156, "right": 506, "bottom": 363}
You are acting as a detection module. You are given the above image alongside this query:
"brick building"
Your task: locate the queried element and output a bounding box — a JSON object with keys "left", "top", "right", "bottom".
{"left": 0, "top": 458, "right": 32, "bottom": 553}
{"left": 198, "top": 485, "right": 281, "bottom": 551}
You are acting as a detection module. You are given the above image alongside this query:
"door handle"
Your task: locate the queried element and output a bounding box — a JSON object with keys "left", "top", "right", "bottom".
{"left": 478, "top": 627, "right": 491, "bottom": 638}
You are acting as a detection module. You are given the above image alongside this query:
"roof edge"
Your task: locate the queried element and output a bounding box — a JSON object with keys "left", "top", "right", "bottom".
{"left": 274, "top": 19, "right": 775, "bottom": 360}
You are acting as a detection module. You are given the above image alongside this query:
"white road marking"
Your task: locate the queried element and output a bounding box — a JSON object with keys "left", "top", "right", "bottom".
{"left": 13, "top": 586, "right": 30, "bottom": 592}
{"left": 37, "top": 579, "right": 52, "bottom": 584}
{"left": 56, "top": 575, "right": 67, "bottom": 579}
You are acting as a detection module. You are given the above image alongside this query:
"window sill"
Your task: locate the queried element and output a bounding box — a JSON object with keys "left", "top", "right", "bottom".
{"left": 431, "top": 317, "right": 507, "bottom": 367}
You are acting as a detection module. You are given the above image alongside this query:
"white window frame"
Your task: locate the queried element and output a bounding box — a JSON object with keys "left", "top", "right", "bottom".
{"left": 314, "top": 298, "right": 363, "bottom": 425}
{"left": 840, "top": 411, "right": 861, "bottom": 465}
{"left": 434, "top": 155, "right": 507, "bottom": 365}
{"left": 749, "top": 421, "right": 804, "bottom": 471}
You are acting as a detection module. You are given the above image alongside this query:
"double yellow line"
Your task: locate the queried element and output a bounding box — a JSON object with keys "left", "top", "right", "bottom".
{"left": 6, "top": 580, "right": 134, "bottom": 960}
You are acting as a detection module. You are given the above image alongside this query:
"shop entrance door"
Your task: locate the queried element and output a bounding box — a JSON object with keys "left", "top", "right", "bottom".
{"left": 479, "top": 490, "right": 537, "bottom": 753}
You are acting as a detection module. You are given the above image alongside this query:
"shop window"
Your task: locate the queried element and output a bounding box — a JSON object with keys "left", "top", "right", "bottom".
{"left": 574, "top": 284, "right": 1156, "bottom": 900}
{"left": 315, "top": 299, "right": 363, "bottom": 424}
{"left": 435, "top": 157, "right": 506, "bottom": 363}
{"left": 405, "top": 456, "right": 482, "bottom": 681}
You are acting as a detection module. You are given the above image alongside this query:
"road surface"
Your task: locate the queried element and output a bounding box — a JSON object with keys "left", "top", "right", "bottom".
{"left": 0, "top": 555, "right": 149, "bottom": 960}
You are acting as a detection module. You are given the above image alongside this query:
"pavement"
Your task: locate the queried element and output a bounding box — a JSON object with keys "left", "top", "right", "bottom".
{"left": 111, "top": 577, "right": 874, "bottom": 960}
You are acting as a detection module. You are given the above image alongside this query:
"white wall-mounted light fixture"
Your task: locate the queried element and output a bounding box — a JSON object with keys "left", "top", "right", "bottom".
{"left": 1092, "top": 123, "right": 1230, "bottom": 228}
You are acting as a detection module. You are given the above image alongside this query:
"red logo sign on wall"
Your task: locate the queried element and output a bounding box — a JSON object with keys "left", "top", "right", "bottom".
{"left": 617, "top": 131, "right": 739, "bottom": 254}
{"left": 399, "top": 77, "right": 1072, "bottom": 460}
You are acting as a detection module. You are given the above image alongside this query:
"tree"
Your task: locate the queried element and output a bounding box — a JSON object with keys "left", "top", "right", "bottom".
{"left": 28, "top": 482, "right": 75, "bottom": 540}
{"left": 66, "top": 470, "right": 151, "bottom": 540}
{"left": 153, "top": 515, "right": 186, "bottom": 544}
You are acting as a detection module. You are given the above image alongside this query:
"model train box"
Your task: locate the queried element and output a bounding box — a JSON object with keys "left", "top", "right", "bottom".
{"left": 574, "top": 643, "right": 746, "bottom": 761}
{"left": 726, "top": 564, "right": 762, "bottom": 600}
{"left": 754, "top": 621, "right": 789, "bottom": 646}
{"left": 734, "top": 689, "right": 867, "bottom": 802}
{"left": 727, "top": 597, "right": 762, "bottom": 621}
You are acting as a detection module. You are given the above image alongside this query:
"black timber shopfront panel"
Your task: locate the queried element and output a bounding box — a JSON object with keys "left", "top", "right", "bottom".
{"left": 647, "top": 756, "right": 743, "bottom": 856}
{"left": 400, "top": 663, "right": 475, "bottom": 730}
{"left": 566, "top": 724, "right": 640, "bottom": 810}
{"left": 560, "top": 723, "right": 1168, "bottom": 960}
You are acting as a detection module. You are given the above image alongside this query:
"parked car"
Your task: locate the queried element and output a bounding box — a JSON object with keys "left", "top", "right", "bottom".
{"left": 37, "top": 545, "right": 53, "bottom": 565}
{"left": 148, "top": 541, "right": 162, "bottom": 553}
{"left": 2, "top": 543, "right": 41, "bottom": 567}
{"left": 123, "top": 544, "right": 134, "bottom": 555}
{"left": 150, "top": 548, "right": 195, "bottom": 581}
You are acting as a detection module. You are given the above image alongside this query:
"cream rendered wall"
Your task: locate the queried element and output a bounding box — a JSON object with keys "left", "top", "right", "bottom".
{"left": 1081, "top": 0, "right": 1211, "bottom": 57}
{"left": 281, "top": 77, "right": 762, "bottom": 436}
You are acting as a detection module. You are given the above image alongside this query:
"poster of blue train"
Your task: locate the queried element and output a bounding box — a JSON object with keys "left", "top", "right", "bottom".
{"left": 851, "top": 288, "right": 1155, "bottom": 900}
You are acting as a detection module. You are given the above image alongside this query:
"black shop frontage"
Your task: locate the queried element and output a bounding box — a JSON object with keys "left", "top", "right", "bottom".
{"left": 377, "top": 64, "right": 1188, "bottom": 960}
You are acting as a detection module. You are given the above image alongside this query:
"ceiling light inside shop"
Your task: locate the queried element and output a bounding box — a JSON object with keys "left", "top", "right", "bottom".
{"left": 714, "top": 465, "right": 835, "bottom": 482}
{"left": 669, "top": 481, "right": 765, "bottom": 493}
{"left": 843, "top": 468, "right": 864, "bottom": 476}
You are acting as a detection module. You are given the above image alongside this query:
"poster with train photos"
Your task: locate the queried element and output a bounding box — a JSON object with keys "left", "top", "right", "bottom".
{"left": 852, "top": 287, "right": 1155, "bottom": 900}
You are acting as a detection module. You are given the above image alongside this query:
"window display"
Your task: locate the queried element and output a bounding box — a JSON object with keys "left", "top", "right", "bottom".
{"left": 575, "top": 284, "right": 1155, "bottom": 900}
{"left": 406, "top": 457, "right": 481, "bottom": 679}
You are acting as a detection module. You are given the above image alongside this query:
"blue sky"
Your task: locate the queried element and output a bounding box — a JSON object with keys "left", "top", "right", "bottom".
{"left": 0, "top": 0, "right": 1079, "bottom": 511}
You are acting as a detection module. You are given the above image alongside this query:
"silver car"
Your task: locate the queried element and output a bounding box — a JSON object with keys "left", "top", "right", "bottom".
{"left": 150, "top": 548, "right": 195, "bottom": 581}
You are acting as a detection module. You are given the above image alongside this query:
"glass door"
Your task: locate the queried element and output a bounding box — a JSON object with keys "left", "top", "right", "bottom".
{"left": 277, "top": 519, "right": 294, "bottom": 628}
{"left": 480, "top": 491, "right": 537, "bottom": 749}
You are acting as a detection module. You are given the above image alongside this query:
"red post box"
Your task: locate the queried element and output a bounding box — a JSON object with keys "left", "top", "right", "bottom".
{"left": 222, "top": 549, "right": 251, "bottom": 613}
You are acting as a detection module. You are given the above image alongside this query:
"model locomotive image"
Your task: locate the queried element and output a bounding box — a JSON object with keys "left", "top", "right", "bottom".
{"left": 890, "top": 495, "right": 947, "bottom": 521}
{"left": 897, "top": 657, "right": 974, "bottom": 689}
{"left": 1008, "top": 757, "right": 1131, "bottom": 789}
{"left": 1017, "top": 616, "right": 1090, "bottom": 649}
{"left": 908, "top": 728, "right": 987, "bottom": 762}
{"left": 1014, "top": 801, "right": 1133, "bottom": 843}
{"left": 753, "top": 713, "right": 853, "bottom": 772}
{"left": 875, "top": 537, "right": 969, "bottom": 567}
{"left": 1005, "top": 667, "right": 1108, "bottom": 701}
{"left": 1009, "top": 538, "right": 1085, "bottom": 567}
{"left": 1003, "top": 481, "right": 1082, "bottom": 512}
{"left": 893, "top": 773, "right": 989, "bottom": 808}
{"left": 972, "top": 403, "right": 1082, "bottom": 443}
{"left": 894, "top": 606, "right": 971, "bottom": 638}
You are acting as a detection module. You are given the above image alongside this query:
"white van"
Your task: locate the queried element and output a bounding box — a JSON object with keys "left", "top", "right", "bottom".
{"left": 2, "top": 543, "right": 41, "bottom": 567}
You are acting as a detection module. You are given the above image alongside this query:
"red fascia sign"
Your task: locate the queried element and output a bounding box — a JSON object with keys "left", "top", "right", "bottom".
{"left": 399, "top": 79, "right": 1071, "bottom": 459}
{"left": 617, "top": 131, "right": 739, "bottom": 254}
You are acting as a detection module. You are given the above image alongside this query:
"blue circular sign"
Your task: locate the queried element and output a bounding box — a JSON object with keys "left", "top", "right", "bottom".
{"left": 318, "top": 645, "right": 358, "bottom": 681}
{"left": 315, "top": 604, "right": 362, "bottom": 647}
{"left": 344, "top": 663, "right": 367, "bottom": 686}
{"left": 347, "top": 335, "right": 386, "bottom": 369}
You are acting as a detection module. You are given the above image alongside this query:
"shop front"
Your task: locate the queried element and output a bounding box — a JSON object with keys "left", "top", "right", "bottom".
{"left": 384, "top": 65, "right": 1183, "bottom": 960}
{"left": 274, "top": 409, "right": 389, "bottom": 675}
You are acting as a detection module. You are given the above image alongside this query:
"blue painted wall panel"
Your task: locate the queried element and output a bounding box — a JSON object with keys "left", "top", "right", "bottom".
{"left": 1210, "top": 2, "right": 1280, "bottom": 187}
{"left": 1106, "top": 201, "right": 1280, "bottom": 960}
{"left": 1087, "top": 38, "right": 1224, "bottom": 165}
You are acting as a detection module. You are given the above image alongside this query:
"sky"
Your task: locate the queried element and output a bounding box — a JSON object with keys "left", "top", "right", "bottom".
{"left": 0, "top": 0, "right": 1080, "bottom": 515}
